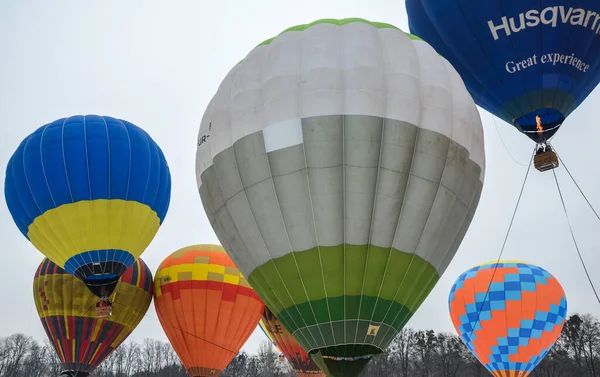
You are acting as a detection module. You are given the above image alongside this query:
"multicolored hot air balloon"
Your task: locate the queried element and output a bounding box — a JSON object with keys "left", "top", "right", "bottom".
{"left": 260, "top": 307, "right": 326, "bottom": 377}
{"left": 196, "top": 18, "right": 485, "bottom": 377}
{"left": 406, "top": 0, "right": 600, "bottom": 144}
{"left": 449, "top": 261, "right": 567, "bottom": 377}
{"left": 5, "top": 115, "right": 171, "bottom": 301}
{"left": 33, "top": 257, "right": 153, "bottom": 377}
{"left": 154, "top": 245, "right": 264, "bottom": 377}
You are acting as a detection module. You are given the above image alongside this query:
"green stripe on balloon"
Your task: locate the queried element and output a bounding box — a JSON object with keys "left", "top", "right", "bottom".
{"left": 248, "top": 245, "right": 439, "bottom": 341}
{"left": 238, "top": 18, "right": 424, "bottom": 64}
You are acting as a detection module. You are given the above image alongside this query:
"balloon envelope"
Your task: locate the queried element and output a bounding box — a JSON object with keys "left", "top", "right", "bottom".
{"left": 406, "top": 0, "right": 600, "bottom": 143}
{"left": 449, "top": 261, "right": 567, "bottom": 376}
{"left": 6, "top": 115, "right": 171, "bottom": 297}
{"left": 33, "top": 257, "right": 153, "bottom": 377}
{"left": 196, "top": 18, "right": 485, "bottom": 377}
{"left": 260, "top": 307, "right": 326, "bottom": 377}
{"left": 154, "top": 244, "right": 264, "bottom": 377}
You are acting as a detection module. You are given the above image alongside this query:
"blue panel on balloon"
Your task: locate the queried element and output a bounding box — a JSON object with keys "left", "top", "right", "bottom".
{"left": 4, "top": 115, "right": 172, "bottom": 238}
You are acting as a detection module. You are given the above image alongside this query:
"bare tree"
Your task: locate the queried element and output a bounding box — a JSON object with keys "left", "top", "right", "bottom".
{"left": 560, "top": 314, "right": 600, "bottom": 377}
{"left": 4, "top": 312, "right": 600, "bottom": 377}
{"left": 21, "top": 340, "right": 49, "bottom": 377}
{"left": 0, "top": 334, "right": 33, "bottom": 377}
{"left": 123, "top": 342, "right": 140, "bottom": 377}
{"left": 222, "top": 352, "right": 250, "bottom": 377}
{"left": 41, "top": 340, "right": 61, "bottom": 377}
{"left": 256, "top": 340, "right": 279, "bottom": 377}
{"left": 412, "top": 329, "right": 438, "bottom": 377}
{"left": 434, "top": 332, "right": 466, "bottom": 377}
{"left": 106, "top": 343, "right": 124, "bottom": 377}
{"left": 393, "top": 328, "right": 416, "bottom": 377}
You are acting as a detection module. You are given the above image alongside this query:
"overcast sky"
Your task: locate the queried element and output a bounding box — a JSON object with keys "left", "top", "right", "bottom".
{"left": 0, "top": 0, "right": 599, "bottom": 356}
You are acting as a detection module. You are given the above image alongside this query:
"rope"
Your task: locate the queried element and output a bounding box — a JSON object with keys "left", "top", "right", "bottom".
{"left": 552, "top": 169, "right": 600, "bottom": 305}
{"left": 491, "top": 115, "right": 529, "bottom": 167}
{"left": 465, "top": 150, "right": 534, "bottom": 341}
{"left": 555, "top": 152, "right": 600, "bottom": 222}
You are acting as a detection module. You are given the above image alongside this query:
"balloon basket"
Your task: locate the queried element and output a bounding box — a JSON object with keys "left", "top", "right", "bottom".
{"left": 534, "top": 149, "right": 559, "bottom": 172}
{"left": 95, "top": 303, "right": 113, "bottom": 318}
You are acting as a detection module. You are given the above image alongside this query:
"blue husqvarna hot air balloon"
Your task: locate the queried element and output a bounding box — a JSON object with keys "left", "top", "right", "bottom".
{"left": 5, "top": 115, "right": 171, "bottom": 313}
{"left": 406, "top": 0, "right": 600, "bottom": 171}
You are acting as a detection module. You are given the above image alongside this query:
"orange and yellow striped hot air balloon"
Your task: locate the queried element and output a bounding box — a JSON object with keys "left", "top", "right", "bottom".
{"left": 260, "top": 307, "right": 326, "bottom": 377}
{"left": 449, "top": 261, "right": 567, "bottom": 377}
{"left": 154, "top": 244, "right": 264, "bottom": 377}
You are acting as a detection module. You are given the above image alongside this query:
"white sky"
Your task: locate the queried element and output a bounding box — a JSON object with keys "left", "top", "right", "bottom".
{"left": 0, "top": 0, "right": 599, "bottom": 356}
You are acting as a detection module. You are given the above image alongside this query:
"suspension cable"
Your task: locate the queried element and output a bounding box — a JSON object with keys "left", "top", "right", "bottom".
{"left": 554, "top": 151, "right": 600, "bottom": 222}
{"left": 466, "top": 150, "right": 534, "bottom": 341}
{"left": 552, "top": 168, "right": 600, "bottom": 305}
{"left": 491, "top": 115, "right": 529, "bottom": 167}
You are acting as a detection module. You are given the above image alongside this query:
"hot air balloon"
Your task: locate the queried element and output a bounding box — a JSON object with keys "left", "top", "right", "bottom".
{"left": 449, "top": 261, "right": 567, "bottom": 376}
{"left": 260, "top": 307, "right": 326, "bottom": 377}
{"left": 33, "top": 257, "right": 153, "bottom": 377}
{"left": 6, "top": 115, "right": 171, "bottom": 308}
{"left": 196, "top": 18, "right": 485, "bottom": 377}
{"left": 154, "top": 244, "right": 265, "bottom": 377}
{"left": 406, "top": 0, "right": 600, "bottom": 171}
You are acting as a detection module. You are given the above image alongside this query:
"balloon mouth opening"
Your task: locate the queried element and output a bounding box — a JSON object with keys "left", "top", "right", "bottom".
{"left": 58, "top": 371, "right": 90, "bottom": 377}
{"left": 186, "top": 366, "right": 223, "bottom": 377}
{"left": 514, "top": 108, "right": 565, "bottom": 143}
{"left": 83, "top": 274, "right": 120, "bottom": 298}
{"left": 309, "top": 344, "right": 380, "bottom": 377}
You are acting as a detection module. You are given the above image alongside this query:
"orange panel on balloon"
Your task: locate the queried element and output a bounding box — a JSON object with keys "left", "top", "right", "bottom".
{"left": 261, "top": 307, "right": 326, "bottom": 377}
{"left": 154, "top": 244, "right": 264, "bottom": 377}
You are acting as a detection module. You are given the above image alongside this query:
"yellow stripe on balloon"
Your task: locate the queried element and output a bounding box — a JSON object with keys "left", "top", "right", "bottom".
{"left": 155, "top": 264, "right": 245, "bottom": 285}
{"left": 56, "top": 346, "right": 66, "bottom": 361}
{"left": 473, "top": 260, "right": 528, "bottom": 268}
{"left": 223, "top": 273, "right": 240, "bottom": 285}
{"left": 34, "top": 274, "right": 151, "bottom": 330}
{"left": 91, "top": 321, "right": 102, "bottom": 341}
{"left": 260, "top": 319, "right": 276, "bottom": 343}
{"left": 27, "top": 199, "right": 160, "bottom": 267}
{"left": 90, "top": 345, "right": 102, "bottom": 362}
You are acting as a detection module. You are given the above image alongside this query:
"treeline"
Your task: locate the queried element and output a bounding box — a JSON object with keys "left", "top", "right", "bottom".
{"left": 1, "top": 313, "right": 598, "bottom": 377}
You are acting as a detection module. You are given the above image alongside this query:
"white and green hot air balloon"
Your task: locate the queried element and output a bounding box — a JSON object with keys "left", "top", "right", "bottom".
{"left": 196, "top": 18, "right": 485, "bottom": 377}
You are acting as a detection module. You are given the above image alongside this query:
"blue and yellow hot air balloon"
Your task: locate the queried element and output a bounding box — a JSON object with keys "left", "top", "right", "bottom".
{"left": 406, "top": 0, "right": 600, "bottom": 145}
{"left": 5, "top": 115, "right": 171, "bottom": 300}
{"left": 449, "top": 261, "right": 567, "bottom": 377}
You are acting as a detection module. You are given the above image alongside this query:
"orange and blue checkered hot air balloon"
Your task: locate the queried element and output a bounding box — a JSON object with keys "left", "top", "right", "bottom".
{"left": 449, "top": 261, "right": 567, "bottom": 377}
